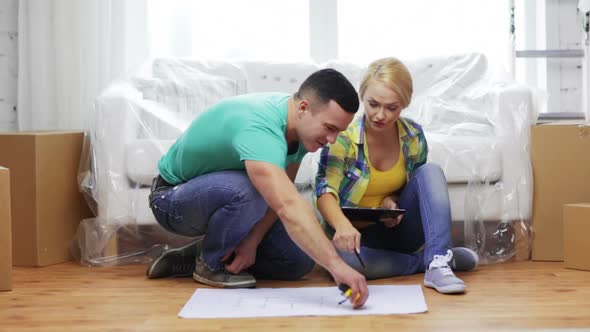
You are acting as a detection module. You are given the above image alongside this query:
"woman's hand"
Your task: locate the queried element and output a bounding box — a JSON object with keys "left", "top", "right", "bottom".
{"left": 380, "top": 196, "right": 403, "bottom": 228}
{"left": 332, "top": 222, "right": 361, "bottom": 253}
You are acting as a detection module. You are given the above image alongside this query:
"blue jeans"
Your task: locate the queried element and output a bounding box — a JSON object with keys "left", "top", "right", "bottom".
{"left": 336, "top": 163, "right": 452, "bottom": 280}
{"left": 149, "top": 170, "right": 315, "bottom": 280}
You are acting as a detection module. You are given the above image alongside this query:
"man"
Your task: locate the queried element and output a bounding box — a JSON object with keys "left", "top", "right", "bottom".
{"left": 147, "top": 69, "right": 368, "bottom": 307}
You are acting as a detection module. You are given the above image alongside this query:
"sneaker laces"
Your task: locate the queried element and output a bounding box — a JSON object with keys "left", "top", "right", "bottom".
{"left": 429, "top": 250, "right": 454, "bottom": 276}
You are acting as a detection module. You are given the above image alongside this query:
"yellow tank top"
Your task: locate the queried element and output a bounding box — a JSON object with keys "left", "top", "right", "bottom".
{"left": 359, "top": 148, "right": 406, "bottom": 208}
{"left": 353, "top": 148, "right": 406, "bottom": 228}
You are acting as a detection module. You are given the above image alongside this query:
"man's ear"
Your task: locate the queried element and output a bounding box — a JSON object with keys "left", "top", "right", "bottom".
{"left": 298, "top": 99, "right": 309, "bottom": 114}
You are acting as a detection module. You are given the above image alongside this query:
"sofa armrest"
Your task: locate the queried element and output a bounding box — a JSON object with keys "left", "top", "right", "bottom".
{"left": 492, "top": 84, "right": 537, "bottom": 220}
{"left": 92, "top": 82, "right": 145, "bottom": 222}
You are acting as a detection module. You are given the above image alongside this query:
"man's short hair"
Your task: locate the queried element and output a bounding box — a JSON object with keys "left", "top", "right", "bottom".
{"left": 295, "top": 69, "right": 359, "bottom": 114}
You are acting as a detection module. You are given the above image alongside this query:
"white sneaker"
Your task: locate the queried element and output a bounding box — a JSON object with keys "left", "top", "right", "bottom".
{"left": 424, "top": 250, "right": 466, "bottom": 294}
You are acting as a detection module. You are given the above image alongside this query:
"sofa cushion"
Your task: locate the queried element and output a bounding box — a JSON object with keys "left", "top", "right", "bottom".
{"left": 406, "top": 53, "right": 489, "bottom": 100}
{"left": 240, "top": 62, "right": 320, "bottom": 93}
{"left": 321, "top": 60, "right": 364, "bottom": 89}
{"left": 132, "top": 73, "right": 241, "bottom": 124}
{"left": 152, "top": 59, "right": 249, "bottom": 93}
{"left": 124, "top": 133, "right": 502, "bottom": 188}
{"left": 427, "top": 133, "right": 501, "bottom": 183}
{"left": 289, "top": 135, "right": 502, "bottom": 188}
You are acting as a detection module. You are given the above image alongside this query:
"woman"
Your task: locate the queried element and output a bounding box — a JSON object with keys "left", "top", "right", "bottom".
{"left": 315, "top": 57, "right": 478, "bottom": 294}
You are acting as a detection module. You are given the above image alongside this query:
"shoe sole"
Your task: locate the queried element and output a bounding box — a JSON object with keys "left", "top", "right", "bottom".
{"left": 146, "top": 240, "right": 199, "bottom": 279}
{"left": 193, "top": 272, "right": 256, "bottom": 289}
{"left": 424, "top": 280, "right": 466, "bottom": 294}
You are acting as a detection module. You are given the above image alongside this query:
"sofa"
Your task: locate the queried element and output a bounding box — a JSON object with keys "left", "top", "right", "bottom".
{"left": 76, "top": 53, "right": 537, "bottom": 266}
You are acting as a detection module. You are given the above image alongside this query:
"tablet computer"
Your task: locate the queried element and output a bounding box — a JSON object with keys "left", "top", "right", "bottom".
{"left": 341, "top": 207, "right": 405, "bottom": 222}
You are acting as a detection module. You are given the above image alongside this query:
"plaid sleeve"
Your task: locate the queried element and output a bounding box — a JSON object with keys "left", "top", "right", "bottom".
{"left": 314, "top": 134, "right": 351, "bottom": 205}
{"left": 416, "top": 125, "right": 428, "bottom": 167}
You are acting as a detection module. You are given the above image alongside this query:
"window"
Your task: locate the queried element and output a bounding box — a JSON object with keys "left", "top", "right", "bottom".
{"left": 514, "top": 0, "right": 586, "bottom": 114}
{"left": 147, "top": 0, "right": 310, "bottom": 60}
{"left": 337, "top": 0, "right": 511, "bottom": 69}
{"left": 147, "top": 0, "right": 511, "bottom": 66}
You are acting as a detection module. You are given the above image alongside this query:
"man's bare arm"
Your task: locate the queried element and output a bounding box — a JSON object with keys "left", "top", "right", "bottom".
{"left": 223, "top": 163, "right": 301, "bottom": 273}
{"left": 246, "top": 160, "right": 341, "bottom": 266}
{"left": 238, "top": 163, "right": 301, "bottom": 245}
{"left": 244, "top": 160, "right": 368, "bottom": 310}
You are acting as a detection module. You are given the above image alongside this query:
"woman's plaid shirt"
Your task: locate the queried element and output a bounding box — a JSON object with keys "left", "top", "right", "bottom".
{"left": 314, "top": 114, "right": 428, "bottom": 208}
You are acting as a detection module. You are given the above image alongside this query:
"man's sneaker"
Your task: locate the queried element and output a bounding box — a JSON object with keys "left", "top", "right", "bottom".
{"left": 146, "top": 237, "right": 203, "bottom": 279}
{"left": 450, "top": 247, "right": 479, "bottom": 272}
{"left": 424, "top": 250, "right": 466, "bottom": 294}
{"left": 193, "top": 255, "right": 256, "bottom": 289}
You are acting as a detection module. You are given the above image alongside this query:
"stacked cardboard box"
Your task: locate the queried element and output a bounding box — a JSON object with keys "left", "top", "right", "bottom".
{"left": 0, "top": 131, "right": 94, "bottom": 267}
{"left": 531, "top": 123, "right": 590, "bottom": 261}
{"left": 0, "top": 167, "right": 11, "bottom": 291}
{"left": 563, "top": 203, "right": 590, "bottom": 271}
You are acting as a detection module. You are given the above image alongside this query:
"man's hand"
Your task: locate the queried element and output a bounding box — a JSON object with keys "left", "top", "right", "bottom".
{"left": 380, "top": 196, "right": 403, "bottom": 228}
{"left": 222, "top": 206, "right": 280, "bottom": 274}
{"left": 329, "top": 260, "right": 369, "bottom": 309}
{"left": 222, "top": 236, "right": 259, "bottom": 274}
{"left": 332, "top": 223, "right": 361, "bottom": 253}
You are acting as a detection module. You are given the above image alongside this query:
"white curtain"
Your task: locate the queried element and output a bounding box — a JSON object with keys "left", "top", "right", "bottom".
{"left": 17, "top": 0, "right": 148, "bottom": 130}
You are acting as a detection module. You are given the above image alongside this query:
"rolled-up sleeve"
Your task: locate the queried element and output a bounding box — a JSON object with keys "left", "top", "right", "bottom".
{"left": 416, "top": 129, "right": 428, "bottom": 167}
{"left": 314, "top": 135, "right": 350, "bottom": 204}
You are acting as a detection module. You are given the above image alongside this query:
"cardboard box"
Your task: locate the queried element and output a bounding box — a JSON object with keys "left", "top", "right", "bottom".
{"left": 0, "top": 167, "right": 12, "bottom": 291}
{"left": 0, "top": 131, "right": 94, "bottom": 267}
{"left": 563, "top": 203, "right": 590, "bottom": 271}
{"left": 531, "top": 124, "right": 590, "bottom": 261}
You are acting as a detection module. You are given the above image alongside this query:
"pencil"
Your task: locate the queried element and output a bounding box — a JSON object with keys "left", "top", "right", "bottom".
{"left": 354, "top": 248, "right": 365, "bottom": 268}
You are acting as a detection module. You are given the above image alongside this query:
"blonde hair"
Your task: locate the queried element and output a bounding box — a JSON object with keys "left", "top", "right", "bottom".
{"left": 358, "top": 57, "right": 413, "bottom": 109}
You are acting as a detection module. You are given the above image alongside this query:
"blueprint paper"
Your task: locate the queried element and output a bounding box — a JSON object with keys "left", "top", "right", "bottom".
{"left": 179, "top": 285, "right": 427, "bottom": 318}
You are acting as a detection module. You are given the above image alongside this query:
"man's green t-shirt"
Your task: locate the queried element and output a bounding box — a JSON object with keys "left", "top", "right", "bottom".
{"left": 158, "top": 93, "right": 308, "bottom": 185}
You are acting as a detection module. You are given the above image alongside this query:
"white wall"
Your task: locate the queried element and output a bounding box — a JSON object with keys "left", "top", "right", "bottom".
{"left": 0, "top": 0, "right": 17, "bottom": 131}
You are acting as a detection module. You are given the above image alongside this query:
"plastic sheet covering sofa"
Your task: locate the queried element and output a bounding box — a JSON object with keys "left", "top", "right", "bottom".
{"left": 73, "top": 53, "right": 538, "bottom": 266}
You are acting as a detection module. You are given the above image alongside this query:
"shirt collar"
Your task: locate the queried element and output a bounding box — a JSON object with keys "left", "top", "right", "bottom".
{"left": 349, "top": 114, "right": 366, "bottom": 145}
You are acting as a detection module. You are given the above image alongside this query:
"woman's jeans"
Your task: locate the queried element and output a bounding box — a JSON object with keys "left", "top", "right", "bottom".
{"left": 336, "top": 163, "right": 452, "bottom": 280}
{"left": 149, "top": 170, "right": 314, "bottom": 280}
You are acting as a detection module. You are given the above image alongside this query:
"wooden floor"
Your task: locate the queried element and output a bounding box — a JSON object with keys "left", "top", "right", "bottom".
{"left": 1, "top": 261, "right": 590, "bottom": 331}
